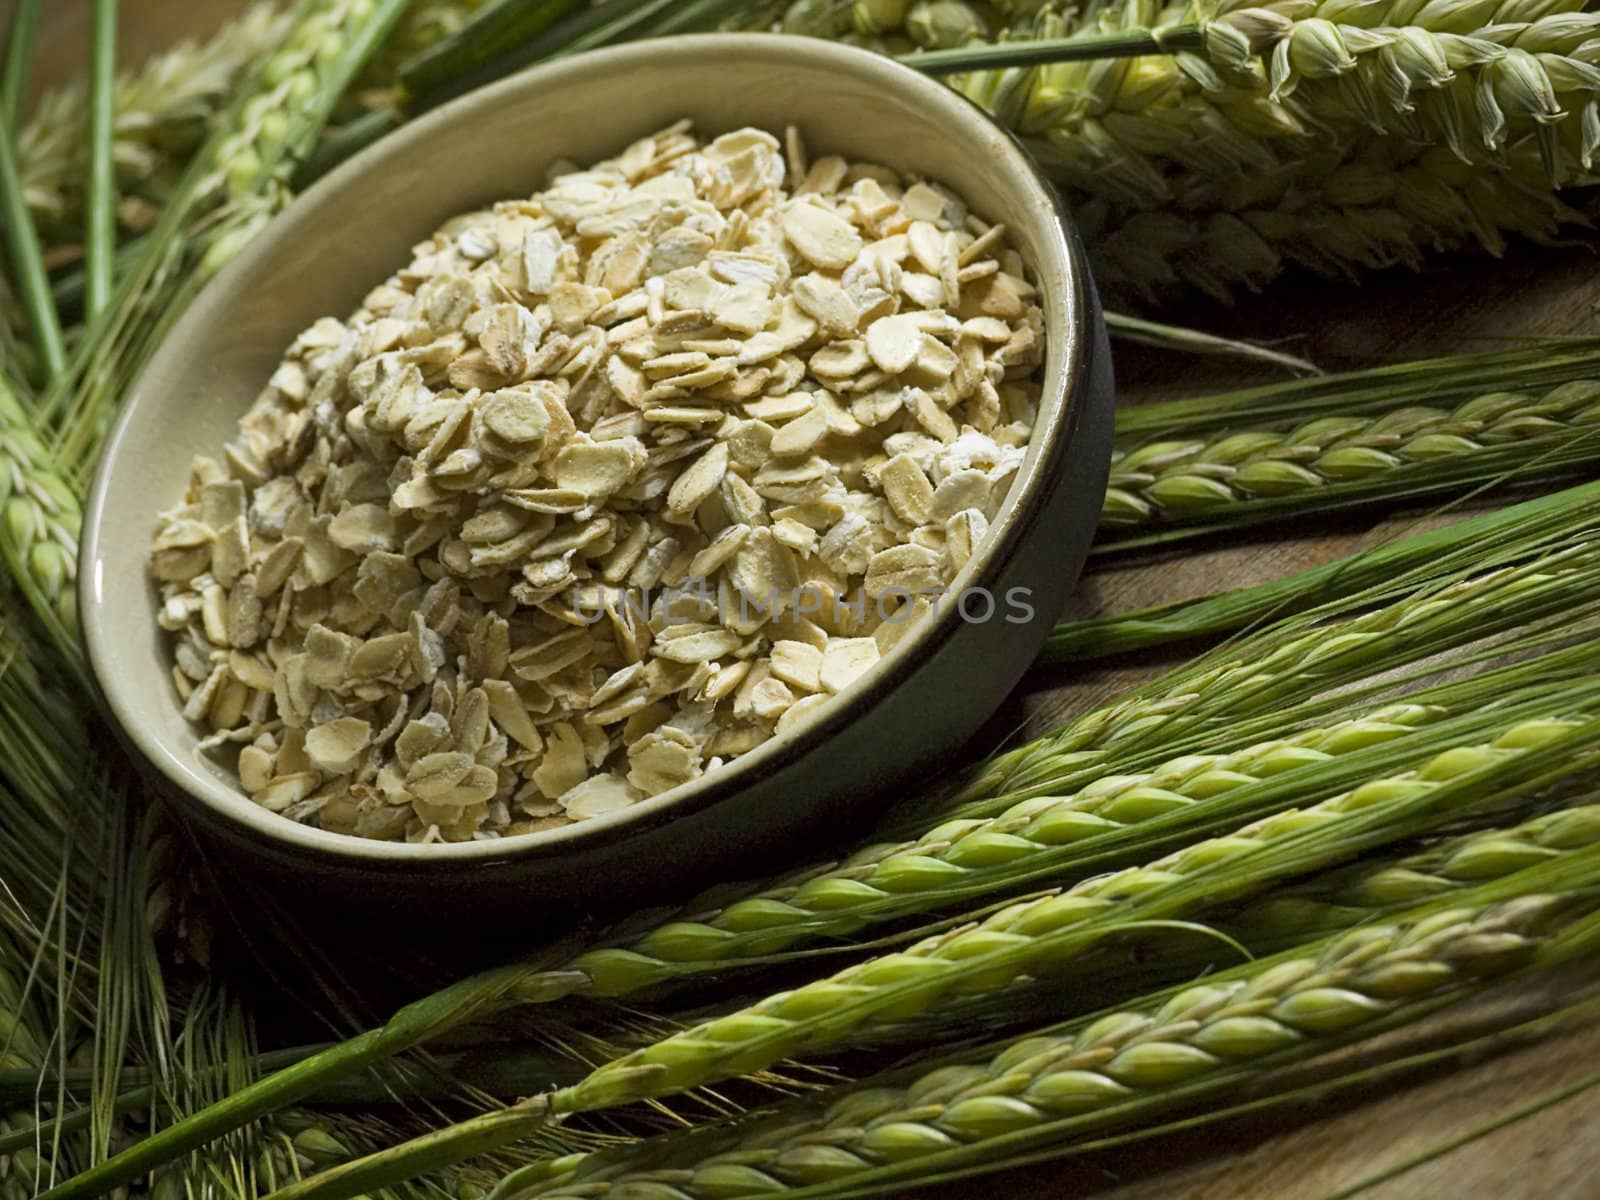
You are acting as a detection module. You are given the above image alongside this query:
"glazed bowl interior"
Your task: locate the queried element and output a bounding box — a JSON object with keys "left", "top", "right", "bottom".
{"left": 81, "top": 33, "right": 1100, "bottom": 877}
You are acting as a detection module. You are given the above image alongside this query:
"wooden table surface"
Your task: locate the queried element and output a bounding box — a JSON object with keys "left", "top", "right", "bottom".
{"left": 13, "top": 3, "right": 1600, "bottom": 1198}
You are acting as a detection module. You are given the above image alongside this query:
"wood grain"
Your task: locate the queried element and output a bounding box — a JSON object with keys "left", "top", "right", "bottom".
{"left": 11, "top": 3, "right": 1600, "bottom": 1198}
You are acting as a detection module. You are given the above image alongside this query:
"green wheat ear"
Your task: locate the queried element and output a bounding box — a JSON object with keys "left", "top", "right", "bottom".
{"left": 554, "top": 715, "right": 1592, "bottom": 1118}
{"left": 0, "top": 374, "right": 80, "bottom": 637}
{"left": 501, "top": 877, "right": 1597, "bottom": 1200}
{"left": 277, "top": 843, "right": 1600, "bottom": 1200}
{"left": 245, "top": 715, "right": 1600, "bottom": 1200}
{"left": 921, "top": 0, "right": 1598, "bottom": 299}
{"left": 1101, "top": 378, "right": 1600, "bottom": 531}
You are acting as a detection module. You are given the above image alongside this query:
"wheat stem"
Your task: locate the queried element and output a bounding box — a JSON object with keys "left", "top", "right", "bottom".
{"left": 36, "top": 962, "right": 578, "bottom": 1200}
{"left": 0, "top": 6, "right": 63, "bottom": 382}
{"left": 83, "top": 0, "right": 117, "bottom": 324}
{"left": 1101, "top": 310, "right": 1319, "bottom": 376}
{"left": 0, "top": 0, "right": 41, "bottom": 126}
{"left": 399, "top": 0, "right": 586, "bottom": 97}
{"left": 0, "top": 636, "right": 120, "bottom": 1188}
{"left": 0, "top": 927, "right": 56, "bottom": 1196}
{"left": 360, "top": 0, "right": 500, "bottom": 90}
{"left": 407, "top": 0, "right": 758, "bottom": 114}
{"left": 906, "top": 23, "right": 1208, "bottom": 73}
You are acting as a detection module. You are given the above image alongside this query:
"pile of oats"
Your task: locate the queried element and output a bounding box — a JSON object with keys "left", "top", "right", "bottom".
{"left": 150, "top": 121, "right": 1043, "bottom": 843}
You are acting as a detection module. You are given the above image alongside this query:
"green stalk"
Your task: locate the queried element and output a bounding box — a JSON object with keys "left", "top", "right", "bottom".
{"left": 0, "top": 1052, "right": 586, "bottom": 1161}
{"left": 407, "top": 0, "right": 684, "bottom": 111}
{"left": 509, "top": 0, "right": 682, "bottom": 54}
{"left": 277, "top": 838, "right": 1600, "bottom": 1200}
{"left": 0, "top": 1034, "right": 599, "bottom": 1111}
{"left": 0, "top": 0, "right": 41, "bottom": 126}
{"left": 405, "top": 6, "right": 1210, "bottom": 109}
{"left": 36, "top": 966, "right": 582, "bottom": 1200}
{"left": 1112, "top": 342, "right": 1600, "bottom": 441}
{"left": 0, "top": 0, "right": 63, "bottom": 381}
{"left": 399, "top": 0, "right": 585, "bottom": 96}
{"left": 901, "top": 24, "right": 1208, "bottom": 75}
{"left": 1044, "top": 481, "right": 1600, "bottom": 665}
{"left": 1318, "top": 1072, "right": 1600, "bottom": 1200}
{"left": 83, "top": 0, "right": 117, "bottom": 323}
{"left": 1102, "top": 311, "right": 1318, "bottom": 377}
{"left": 291, "top": 107, "right": 401, "bottom": 186}
{"left": 47, "top": 234, "right": 144, "bottom": 320}
{"left": 0, "top": 654, "right": 107, "bottom": 1187}
{"left": 645, "top": 0, "right": 774, "bottom": 38}
{"left": 0, "top": 1043, "right": 324, "bottom": 1107}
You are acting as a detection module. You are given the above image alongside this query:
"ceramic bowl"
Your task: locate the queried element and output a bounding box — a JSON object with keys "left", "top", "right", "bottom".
{"left": 81, "top": 33, "right": 1113, "bottom": 918}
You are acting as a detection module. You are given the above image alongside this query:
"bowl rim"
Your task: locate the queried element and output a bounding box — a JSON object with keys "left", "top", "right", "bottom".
{"left": 80, "top": 31, "right": 1094, "bottom": 866}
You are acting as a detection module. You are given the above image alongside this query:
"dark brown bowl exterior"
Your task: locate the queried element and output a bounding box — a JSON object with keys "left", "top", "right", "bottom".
{"left": 81, "top": 35, "right": 1113, "bottom": 920}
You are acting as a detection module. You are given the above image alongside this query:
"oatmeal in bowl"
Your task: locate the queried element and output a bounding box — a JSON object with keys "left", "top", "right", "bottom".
{"left": 149, "top": 120, "right": 1046, "bottom": 845}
